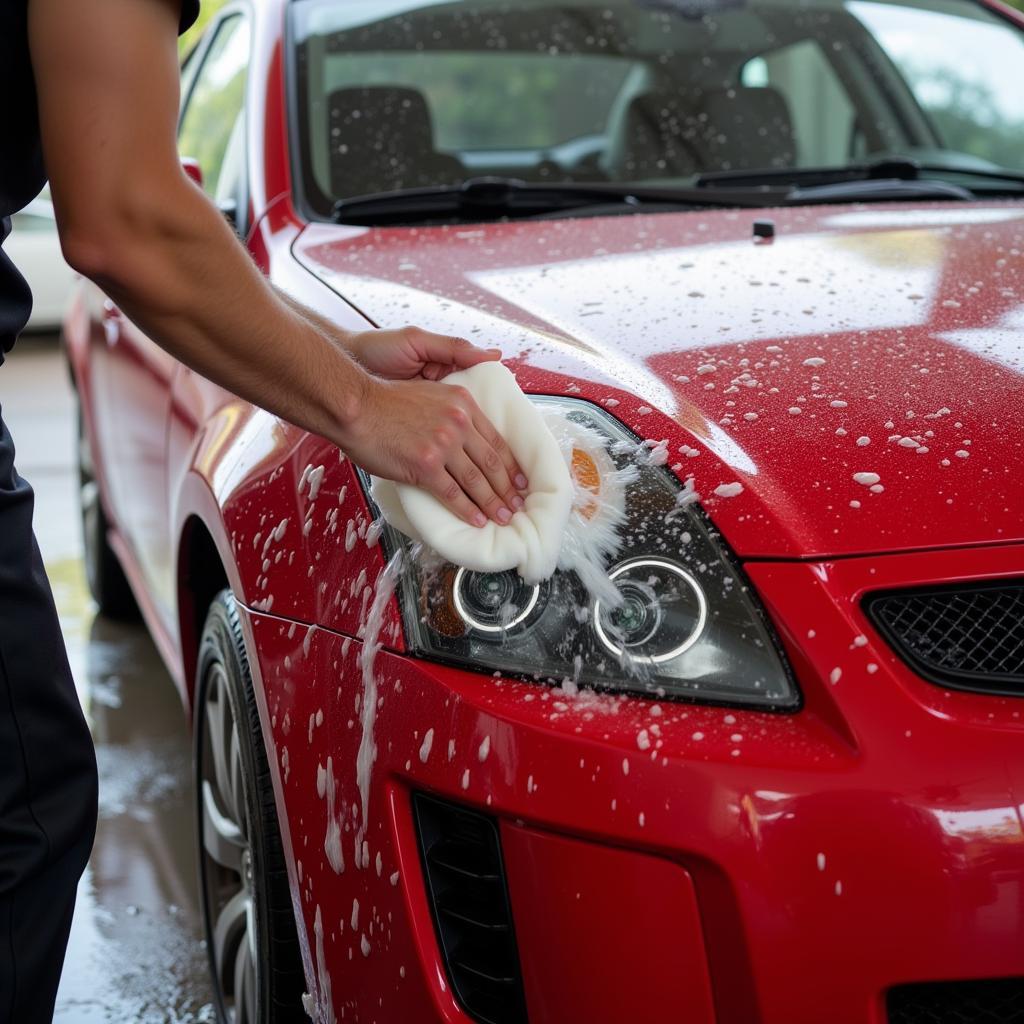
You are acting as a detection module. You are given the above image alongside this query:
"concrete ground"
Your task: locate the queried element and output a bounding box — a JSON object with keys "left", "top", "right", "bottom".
{"left": 1, "top": 336, "right": 215, "bottom": 1023}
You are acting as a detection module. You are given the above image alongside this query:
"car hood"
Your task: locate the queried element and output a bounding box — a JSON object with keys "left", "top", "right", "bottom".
{"left": 293, "top": 202, "right": 1024, "bottom": 560}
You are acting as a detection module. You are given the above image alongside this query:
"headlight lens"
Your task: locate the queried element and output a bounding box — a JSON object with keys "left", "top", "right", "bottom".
{"left": 593, "top": 557, "right": 707, "bottom": 664}
{"left": 369, "top": 399, "right": 797, "bottom": 710}
{"left": 452, "top": 567, "right": 544, "bottom": 633}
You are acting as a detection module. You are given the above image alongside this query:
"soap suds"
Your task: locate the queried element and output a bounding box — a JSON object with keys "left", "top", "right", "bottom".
{"left": 313, "top": 906, "right": 335, "bottom": 1024}
{"left": 853, "top": 472, "right": 880, "bottom": 486}
{"left": 714, "top": 482, "right": 744, "bottom": 498}
{"left": 303, "top": 464, "right": 326, "bottom": 501}
{"left": 419, "top": 728, "right": 434, "bottom": 763}
{"left": 317, "top": 758, "right": 345, "bottom": 874}
{"left": 354, "top": 552, "right": 403, "bottom": 861}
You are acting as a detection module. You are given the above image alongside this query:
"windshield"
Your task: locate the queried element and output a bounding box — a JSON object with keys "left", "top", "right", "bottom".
{"left": 289, "top": 0, "right": 1024, "bottom": 219}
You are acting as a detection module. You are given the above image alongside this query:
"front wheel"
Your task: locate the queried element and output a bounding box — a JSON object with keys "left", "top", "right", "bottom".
{"left": 195, "top": 591, "right": 306, "bottom": 1023}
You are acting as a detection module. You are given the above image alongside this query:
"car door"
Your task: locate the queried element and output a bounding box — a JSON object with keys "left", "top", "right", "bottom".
{"left": 101, "top": 10, "right": 251, "bottom": 631}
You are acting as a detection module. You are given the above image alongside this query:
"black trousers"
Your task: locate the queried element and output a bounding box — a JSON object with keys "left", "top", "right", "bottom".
{"left": 0, "top": 405, "right": 97, "bottom": 1023}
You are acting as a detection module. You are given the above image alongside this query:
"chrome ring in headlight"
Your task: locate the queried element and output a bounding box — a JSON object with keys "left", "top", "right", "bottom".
{"left": 593, "top": 557, "right": 707, "bottom": 663}
{"left": 452, "top": 567, "right": 542, "bottom": 633}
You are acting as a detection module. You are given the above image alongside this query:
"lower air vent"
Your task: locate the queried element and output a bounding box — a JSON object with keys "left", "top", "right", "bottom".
{"left": 865, "top": 580, "right": 1024, "bottom": 696}
{"left": 887, "top": 978, "right": 1024, "bottom": 1023}
{"left": 413, "top": 793, "right": 527, "bottom": 1024}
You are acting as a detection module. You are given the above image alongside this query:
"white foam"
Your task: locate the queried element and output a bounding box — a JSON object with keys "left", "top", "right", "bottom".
{"left": 313, "top": 906, "right": 335, "bottom": 1024}
{"left": 419, "top": 728, "right": 434, "bottom": 763}
{"left": 354, "top": 552, "right": 403, "bottom": 859}
{"left": 318, "top": 757, "right": 345, "bottom": 875}
{"left": 304, "top": 465, "right": 326, "bottom": 501}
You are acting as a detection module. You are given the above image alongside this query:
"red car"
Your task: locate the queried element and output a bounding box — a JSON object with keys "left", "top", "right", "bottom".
{"left": 65, "top": 0, "right": 1024, "bottom": 1021}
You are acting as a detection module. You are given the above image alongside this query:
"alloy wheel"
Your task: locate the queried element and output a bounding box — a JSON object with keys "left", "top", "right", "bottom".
{"left": 199, "top": 662, "right": 259, "bottom": 1024}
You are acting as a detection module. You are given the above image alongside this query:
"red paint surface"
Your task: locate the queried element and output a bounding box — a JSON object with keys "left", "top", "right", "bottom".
{"left": 238, "top": 544, "right": 1024, "bottom": 1024}
{"left": 501, "top": 824, "right": 717, "bottom": 1024}
{"left": 62, "top": 0, "right": 1024, "bottom": 1018}
{"left": 293, "top": 207, "right": 1024, "bottom": 560}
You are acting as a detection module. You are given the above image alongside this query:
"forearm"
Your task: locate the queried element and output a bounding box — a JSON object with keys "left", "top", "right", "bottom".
{"left": 29, "top": 0, "right": 371, "bottom": 448}
{"left": 92, "top": 182, "right": 369, "bottom": 446}
{"left": 276, "top": 287, "right": 357, "bottom": 351}
{"left": 28, "top": 0, "right": 524, "bottom": 525}
{"left": 275, "top": 287, "right": 388, "bottom": 374}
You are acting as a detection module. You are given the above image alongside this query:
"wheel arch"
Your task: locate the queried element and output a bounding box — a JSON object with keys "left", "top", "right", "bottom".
{"left": 177, "top": 514, "right": 232, "bottom": 710}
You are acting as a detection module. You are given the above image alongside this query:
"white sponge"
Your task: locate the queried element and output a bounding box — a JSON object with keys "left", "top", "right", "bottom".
{"left": 370, "top": 362, "right": 573, "bottom": 583}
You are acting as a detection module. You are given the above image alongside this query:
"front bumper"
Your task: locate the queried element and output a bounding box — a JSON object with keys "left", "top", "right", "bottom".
{"left": 240, "top": 542, "right": 1024, "bottom": 1024}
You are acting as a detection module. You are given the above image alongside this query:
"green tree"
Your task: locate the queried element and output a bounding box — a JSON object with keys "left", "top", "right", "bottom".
{"left": 897, "top": 60, "right": 1024, "bottom": 169}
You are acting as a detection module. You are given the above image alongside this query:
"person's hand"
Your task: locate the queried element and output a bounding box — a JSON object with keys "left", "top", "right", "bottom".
{"left": 340, "top": 375, "right": 529, "bottom": 528}
{"left": 346, "top": 325, "right": 503, "bottom": 381}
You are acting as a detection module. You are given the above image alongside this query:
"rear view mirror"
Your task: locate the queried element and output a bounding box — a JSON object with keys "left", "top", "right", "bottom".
{"left": 181, "top": 157, "right": 203, "bottom": 188}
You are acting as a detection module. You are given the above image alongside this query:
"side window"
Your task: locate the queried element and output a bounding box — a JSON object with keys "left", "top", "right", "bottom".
{"left": 742, "top": 40, "right": 857, "bottom": 166}
{"left": 178, "top": 14, "right": 251, "bottom": 200}
{"left": 849, "top": 0, "right": 1024, "bottom": 170}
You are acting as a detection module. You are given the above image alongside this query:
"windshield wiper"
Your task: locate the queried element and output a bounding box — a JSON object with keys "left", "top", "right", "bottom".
{"left": 332, "top": 175, "right": 778, "bottom": 224}
{"left": 697, "top": 157, "right": 1024, "bottom": 195}
{"left": 696, "top": 157, "right": 934, "bottom": 190}
{"left": 787, "top": 177, "right": 973, "bottom": 203}
{"left": 331, "top": 159, "right": 1018, "bottom": 225}
{"left": 912, "top": 163, "right": 1024, "bottom": 188}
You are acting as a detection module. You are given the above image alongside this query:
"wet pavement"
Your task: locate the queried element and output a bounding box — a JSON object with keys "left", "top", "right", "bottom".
{"left": 2, "top": 338, "right": 215, "bottom": 1023}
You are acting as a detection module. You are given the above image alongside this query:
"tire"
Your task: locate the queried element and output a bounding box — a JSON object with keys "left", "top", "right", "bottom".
{"left": 77, "top": 406, "right": 138, "bottom": 619}
{"left": 195, "top": 591, "right": 306, "bottom": 1024}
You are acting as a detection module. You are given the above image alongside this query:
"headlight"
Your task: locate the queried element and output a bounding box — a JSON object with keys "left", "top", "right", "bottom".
{"left": 368, "top": 399, "right": 798, "bottom": 710}
{"left": 593, "top": 557, "right": 707, "bottom": 664}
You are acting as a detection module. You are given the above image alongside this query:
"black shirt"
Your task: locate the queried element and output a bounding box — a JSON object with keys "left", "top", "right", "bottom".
{"left": 0, "top": 0, "right": 200, "bottom": 362}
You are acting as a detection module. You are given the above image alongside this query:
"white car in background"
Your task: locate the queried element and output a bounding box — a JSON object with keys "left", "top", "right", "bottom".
{"left": 7, "top": 195, "right": 77, "bottom": 332}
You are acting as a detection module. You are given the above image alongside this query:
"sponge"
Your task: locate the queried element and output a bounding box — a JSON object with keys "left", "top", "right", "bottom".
{"left": 370, "top": 362, "right": 573, "bottom": 583}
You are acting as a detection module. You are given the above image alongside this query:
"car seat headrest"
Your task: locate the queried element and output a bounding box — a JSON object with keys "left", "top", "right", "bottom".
{"left": 327, "top": 85, "right": 463, "bottom": 198}
{"left": 618, "top": 93, "right": 700, "bottom": 180}
{"left": 696, "top": 86, "right": 796, "bottom": 171}
{"left": 616, "top": 85, "right": 795, "bottom": 180}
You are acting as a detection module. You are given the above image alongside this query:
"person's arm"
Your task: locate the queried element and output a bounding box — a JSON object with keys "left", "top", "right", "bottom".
{"left": 28, "top": 0, "right": 525, "bottom": 527}
{"left": 276, "top": 288, "right": 510, "bottom": 384}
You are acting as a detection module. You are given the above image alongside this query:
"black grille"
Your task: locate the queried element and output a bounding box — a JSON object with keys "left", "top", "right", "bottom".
{"left": 888, "top": 978, "right": 1024, "bottom": 1023}
{"left": 413, "top": 794, "right": 527, "bottom": 1024}
{"left": 866, "top": 580, "right": 1024, "bottom": 696}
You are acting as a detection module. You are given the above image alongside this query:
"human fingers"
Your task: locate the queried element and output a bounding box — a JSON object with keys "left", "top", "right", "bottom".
{"left": 471, "top": 407, "right": 528, "bottom": 494}
{"left": 448, "top": 450, "right": 515, "bottom": 525}
{"left": 433, "top": 383, "right": 520, "bottom": 519}
{"left": 426, "top": 467, "right": 489, "bottom": 528}
{"left": 406, "top": 327, "right": 502, "bottom": 370}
